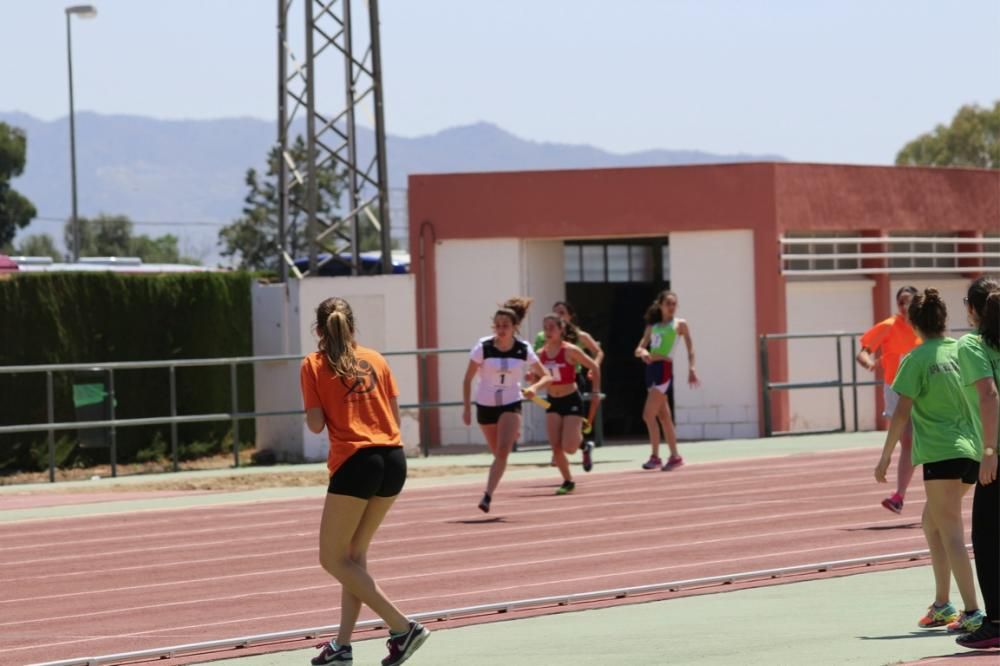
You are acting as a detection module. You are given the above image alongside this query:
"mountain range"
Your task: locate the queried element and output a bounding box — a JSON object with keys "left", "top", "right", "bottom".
{"left": 1, "top": 111, "right": 784, "bottom": 263}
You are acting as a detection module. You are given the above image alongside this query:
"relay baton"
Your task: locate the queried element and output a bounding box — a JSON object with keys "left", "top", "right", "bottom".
{"left": 525, "top": 393, "right": 551, "bottom": 409}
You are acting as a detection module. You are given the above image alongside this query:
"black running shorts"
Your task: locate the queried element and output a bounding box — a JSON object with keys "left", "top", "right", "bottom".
{"left": 327, "top": 446, "right": 407, "bottom": 499}
{"left": 476, "top": 402, "right": 522, "bottom": 425}
{"left": 923, "top": 457, "right": 978, "bottom": 485}
{"left": 546, "top": 391, "right": 584, "bottom": 417}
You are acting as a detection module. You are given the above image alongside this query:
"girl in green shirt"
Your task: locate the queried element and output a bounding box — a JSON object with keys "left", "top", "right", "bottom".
{"left": 634, "top": 291, "right": 699, "bottom": 471}
{"left": 875, "top": 288, "right": 982, "bottom": 632}
{"left": 953, "top": 276, "right": 1000, "bottom": 649}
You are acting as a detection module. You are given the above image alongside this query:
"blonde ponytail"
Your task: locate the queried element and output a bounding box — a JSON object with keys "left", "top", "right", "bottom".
{"left": 315, "top": 297, "right": 360, "bottom": 378}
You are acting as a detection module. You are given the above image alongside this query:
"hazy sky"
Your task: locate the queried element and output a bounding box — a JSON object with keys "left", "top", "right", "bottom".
{"left": 2, "top": 0, "right": 999, "bottom": 165}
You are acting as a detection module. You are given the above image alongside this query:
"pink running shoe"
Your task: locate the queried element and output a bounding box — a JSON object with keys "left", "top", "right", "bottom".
{"left": 881, "top": 493, "right": 904, "bottom": 514}
{"left": 642, "top": 456, "right": 662, "bottom": 470}
{"left": 662, "top": 455, "right": 684, "bottom": 471}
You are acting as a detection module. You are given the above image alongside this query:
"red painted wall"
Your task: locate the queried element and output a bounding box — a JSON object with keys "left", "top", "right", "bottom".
{"left": 408, "top": 163, "right": 1000, "bottom": 439}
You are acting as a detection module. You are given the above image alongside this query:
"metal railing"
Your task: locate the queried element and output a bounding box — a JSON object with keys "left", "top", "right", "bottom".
{"left": 759, "top": 332, "right": 874, "bottom": 437}
{"left": 0, "top": 347, "right": 605, "bottom": 482}
{"left": 759, "top": 328, "right": 971, "bottom": 437}
{"left": 779, "top": 235, "right": 1000, "bottom": 276}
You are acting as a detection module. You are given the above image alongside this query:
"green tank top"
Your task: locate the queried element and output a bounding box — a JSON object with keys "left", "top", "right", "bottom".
{"left": 649, "top": 320, "right": 678, "bottom": 357}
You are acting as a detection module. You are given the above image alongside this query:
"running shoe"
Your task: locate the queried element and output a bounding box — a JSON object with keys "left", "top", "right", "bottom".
{"left": 947, "top": 609, "right": 986, "bottom": 634}
{"left": 312, "top": 641, "right": 352, "bottom": 664}
{"left": 918, "top": 602, "right": 959, "bottom": 628}
{"left": 955, "top": 621, "right": 1000, "bottom": 649}
{"left": 555, "top": 480, "right": 576, "bottom": 495}
{"left": 582, "top": 441, "right": 594, "bottom": 472}
{"left": 641, "top": 455, "right": 662, "bottom": 470}
{"left": 662, "top": 455, "right": 684, "bottom": 471}
{"left": 382, "top": 621, "right": 430, "bottom": 666}
{"left": 881, "top": 493, "right": 904, "bottom": 514}
{"left": 478, "top": 493, "right": 491, "bottom": 513}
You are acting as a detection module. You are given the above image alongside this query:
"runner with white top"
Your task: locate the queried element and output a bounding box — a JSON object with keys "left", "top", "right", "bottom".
{"left": 462, "top": 297, "right": 552, "bottom": 513}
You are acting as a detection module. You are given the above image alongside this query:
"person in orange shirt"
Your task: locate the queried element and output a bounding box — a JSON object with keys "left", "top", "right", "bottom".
{"left": 300, "top": 297, "right": 429, "bottom": 666}
{"left": 857, "top": 285, "right": 921, "bottom": 513}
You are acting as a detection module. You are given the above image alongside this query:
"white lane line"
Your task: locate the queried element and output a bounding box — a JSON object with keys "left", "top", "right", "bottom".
{"left": 2, "top": 482, "right": 924, "bottom": 585}
{"left": 0, "top": 446, "right": 880, "bottom": 534}
{"left": 0, "top": 534, "right": 926, "bottom": 655}
{"left": 0, "top": 504, "right": 929, "bottom": 621}
{"left": 0, "top": 467, "right": 898, "bottom": 568}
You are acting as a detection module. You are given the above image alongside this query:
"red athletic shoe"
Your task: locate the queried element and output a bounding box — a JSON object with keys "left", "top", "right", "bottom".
{"left": 662, "top": 455, "right": 684, "bottom": 471}
{"left": 881, "top": 493, "right": 904, "bottom": 514}
{"left": 641, "top": 455, "right": 662, "bottom": 470}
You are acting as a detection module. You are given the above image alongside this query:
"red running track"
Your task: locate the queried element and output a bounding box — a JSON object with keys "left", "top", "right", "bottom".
{"left": 0, "top": 448, "right": 964, "bottom": 665}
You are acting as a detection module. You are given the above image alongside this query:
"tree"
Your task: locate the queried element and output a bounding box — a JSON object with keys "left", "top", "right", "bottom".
{"left": 63, "top": 214, "right": 199, "bottom": 264}
{"left": 219, "top": 135, "right": 343, "bottom": 271}
{"left": 14, "top": 234, "right": 61, "bottom": 260}
{"left": 0, "top": 122, "right": 38, "bottom": 248}
{"left": 219, "top": 135, "right": 392, "bottom": 272}
{"left": 130, "top": 233, "right": 189, "bottom": 263}
{"left": 896, "top": 101, "right": 1000, "bottom": 169}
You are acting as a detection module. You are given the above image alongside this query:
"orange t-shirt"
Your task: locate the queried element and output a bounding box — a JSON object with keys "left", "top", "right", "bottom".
{"left": 859, "top": 315, "right": 921, "bottom": 385}
{"left": 299, "top": 346, "right": 401, "bottom": 476}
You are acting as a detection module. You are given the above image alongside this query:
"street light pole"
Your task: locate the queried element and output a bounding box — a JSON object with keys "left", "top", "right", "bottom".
{"left": 65, "top": 5, "right": 96, "bottom": 262}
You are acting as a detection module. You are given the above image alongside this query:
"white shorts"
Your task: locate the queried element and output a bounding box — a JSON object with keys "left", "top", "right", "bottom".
{"left": 882, "top": 384, "right": 900, "bottom": 418}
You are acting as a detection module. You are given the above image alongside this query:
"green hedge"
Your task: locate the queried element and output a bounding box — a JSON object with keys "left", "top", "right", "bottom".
{"left": 0, "top": 272, "right": 255, "bottom": 473}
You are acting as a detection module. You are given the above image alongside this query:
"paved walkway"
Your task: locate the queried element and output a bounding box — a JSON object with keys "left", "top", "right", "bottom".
{"left": 218, "top": 565, "right": 986, "bottom": 666}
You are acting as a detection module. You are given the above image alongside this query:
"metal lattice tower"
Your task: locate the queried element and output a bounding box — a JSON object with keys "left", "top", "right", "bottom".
{"left": 277, "top": 0, "right": 392, "bottom": 280}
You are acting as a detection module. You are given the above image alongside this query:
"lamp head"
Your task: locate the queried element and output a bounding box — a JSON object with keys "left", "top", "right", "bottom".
{"left": 65, "top": 5, "right": 97, "bottom": 18}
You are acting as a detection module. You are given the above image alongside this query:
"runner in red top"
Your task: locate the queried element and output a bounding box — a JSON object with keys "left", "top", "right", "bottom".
{"left": 538, "top": 313, "right": 601, "bottom": 495}
{"left": 857, "top": 285, "right": 921, "bottom": 513}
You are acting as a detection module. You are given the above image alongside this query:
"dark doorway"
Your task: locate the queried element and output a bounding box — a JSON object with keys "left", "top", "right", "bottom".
{"left": 563, "top": 238, "right": 669, "bottom": 438}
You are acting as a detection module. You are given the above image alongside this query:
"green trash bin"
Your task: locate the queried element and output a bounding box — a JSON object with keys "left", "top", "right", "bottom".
{"left": 73, "top": 369, "right": 111, "bottom": 449}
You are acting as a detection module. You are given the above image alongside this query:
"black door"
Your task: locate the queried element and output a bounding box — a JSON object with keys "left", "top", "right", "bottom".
{"left": 563, "top": 239, "right": 669, "bottom": 438}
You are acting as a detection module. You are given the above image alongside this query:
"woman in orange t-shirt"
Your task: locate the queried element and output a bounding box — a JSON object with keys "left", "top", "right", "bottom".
{"left": 300, "top": 297, "right": 429, "bottom": 666}
{"left": 857, "top": 285, "right": 921, "bottom": 514}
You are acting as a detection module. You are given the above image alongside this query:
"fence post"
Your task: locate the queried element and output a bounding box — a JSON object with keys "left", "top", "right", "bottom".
{"left": 230, "top": 362, "right": 240, "bottom": 467}
{"left": 108, "top": 368, "right": 117, "bottom": 478}
{"left": 836, "top": 336, "right": 846, "bottom": 433}
{"left": 46, "top": 370, "right": 55, "bottom": 483}
{"left": 594, "top": 397, "right": 605, "bottom": 448}
{"left": 759, "top": 335, "right": 772, "bottom": 437}
{"left": 418, "top": 352, "right": 430, "bottom": 457}
{"left": 850, "top": 336, "right": 859, "bottom": 432}
{"left": 169, "top": 365, "right": 178, "bottom": 472}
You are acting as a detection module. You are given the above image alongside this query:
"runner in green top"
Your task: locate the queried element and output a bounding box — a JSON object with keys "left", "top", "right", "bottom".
{"left": 635, "top": 290, "right": 699, "bottom": 471}
{"left": 953, "top": 276, "right": 1000, "bottom": 649}
{"left": 890, "top": 338, "right": 979, "bottom": 466}
{"left": 875, "top": 289, "right": 982, "bottom": 633}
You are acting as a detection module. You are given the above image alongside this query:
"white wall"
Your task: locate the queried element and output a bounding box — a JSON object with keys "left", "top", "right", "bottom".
{"left": 784, "top": 280, "right": 876, "bottom": 432}
{"left": 252, "top": 275, "right": 419, "bottom": 461}
{"left": 251, "top": 282, "right": 301, "bottom": 459}
{"left": 522, "top": 240, "right": 568, "bottom": 443}
{"left": 669, "top": 230, "right": 759, "bottom": 440}
{"left": 435, "top": 239, "right": 522, "bottom": 446}
{"left": 781, "top": 277, "right": 973, "bottom": 435}
{"left": 434, "top": 238, "right": 563, "bottom": 445}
